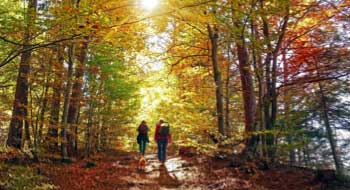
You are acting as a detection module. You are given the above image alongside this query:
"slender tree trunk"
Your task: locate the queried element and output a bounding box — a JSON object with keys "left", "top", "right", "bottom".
{"left": 74, "top": 106, "right": 80, "bottom": 154}
{"left": 225, "top": 44, "right": 231, "bottom": 131}
{"left": 303, "top": 145, "right": 311, "bottom": 167}
{"left": 38, "top": 77, "right": 49, "bottom": 144}
{"left": 47, "top": 46, "right": 64, "bottom": 153}
{"left": 261, "top": 13, "right": 275, "bottom": 161}
{"left": 259, "top": 0, "right": 289, "bottom": 162}
{"left": 61, "top": 44, "right": 74, "bottom": 161}
{"left": 33, "top": 80, "right": 48, "bottom": 160}
{"left": 24, "top": 108, "right": 32, "bottom": 148}
{"left": 318, "top": 80, "right": 344, "bottom": 176}
{"left": 208, "top": 25, "right": 225, "bottom": 136}
{"left": 95, "top": 116, "right": 101, "bottom": 152}
{"left": 269, "top": 34, "right": 287, "bottom": 162}
{"left": 85, "top": 100, "right": 94, "bottom": 157}
{"left": 96, "top": 115, "right": 102, "bottom": 151}
{"left": 33, "top": 71, "right": 49, "bottom": 157}
{"left": 314, "top": 60, "right": 344, "bottom": 176}
{"left": 7, "top": 0, "right": 37, "bottom": 149}
{"left": 100, "top": 103, "right": 110, "bottom": 150}
{"left": 297, "top": 148, "right": 302, "bottom": 164}
{"left": 100, "top": 120, "right": 107, "bottom": 151}
{"left": 25, "top": 78, "right": 33, "bottom": 150}
{"left": 283, "top": 47, "right": 295, "bottom": 165}
{"left": 250, "top": 16, "right": 265, "bottom": 157}
{"left": 67, "top": 41, "right": 88, "bottom": 156}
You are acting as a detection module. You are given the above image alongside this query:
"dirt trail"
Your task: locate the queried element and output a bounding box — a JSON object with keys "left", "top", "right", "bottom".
{"left": 38, "top": 151, "right": 323, "bottom": 190}
{"left": 119, "top": 154, "right": 200, "bottom": 189}
{"left": 39, "top": 152, "right": 244, "bottom": 190}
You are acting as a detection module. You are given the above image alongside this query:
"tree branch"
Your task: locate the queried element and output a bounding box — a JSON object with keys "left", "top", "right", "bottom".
{"left": 0, "top": 34, "right": 83, "bottom": 68}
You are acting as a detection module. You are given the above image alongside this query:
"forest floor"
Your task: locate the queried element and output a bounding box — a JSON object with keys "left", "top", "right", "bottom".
{"left": 34, "top": 150, "right": 345, "bottom": 190}
{"left": 1, "top": 149, "right": 349, "bottom": 190}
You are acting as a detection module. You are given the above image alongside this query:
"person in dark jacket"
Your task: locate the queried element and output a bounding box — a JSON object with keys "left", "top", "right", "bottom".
{"left": 154, "top": 119, "right": 172, "bottom": 163}
{"left": 137, "top": 120, "right": 149, "bottom": 155}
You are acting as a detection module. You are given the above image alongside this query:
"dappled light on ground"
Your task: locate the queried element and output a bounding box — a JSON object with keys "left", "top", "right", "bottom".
{"left": 0, "top": 0, "right": 349, "bottom": 189}
{"left": 24, "top": 151, "right": 333, "bottom": 190}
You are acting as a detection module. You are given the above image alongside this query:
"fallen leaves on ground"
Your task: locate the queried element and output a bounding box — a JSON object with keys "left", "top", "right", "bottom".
{"left": 28, "top": 150, "right": 329, "bottom": 190}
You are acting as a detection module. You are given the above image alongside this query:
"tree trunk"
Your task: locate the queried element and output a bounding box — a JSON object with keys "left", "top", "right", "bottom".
{"left": 303, "top": 145, "right": 311, "bottom": 167}
{"left": 74, "top": 106, "right": 80, "bottom": 153}
{"left": 85, "top": 100, "right": 94, "bottom": 157}
{"left": 207, "top": 25, "right": 225, "bottom": 136}
{"left": 318, "top": 80, "right": 344, "bottom": 176}
{"left": 24, "top": 108, "right": 32, "bottom": 148}
{"left": 47, "top": 46, "right": 64, "bottom": 153}
{"left": 100, "top": 103, "right": 110, "bottom": 150}
{"left": 231, "top": 4, "right": 257, "bottom": 157}
{"left": 67, "top": 41, "right": 88, "bottom": 156}
{"left": 7, "top": 0, "right": 37, "bottom": 149}
{"left": 251, "top": 18, "right": 265, "bottom": 157}
{"left": 261, "top": 13, "right": 275, "bottom": 161}
{"left": 260, "top": 0, "right": 289, "bottom": 162}
{"left": 38, "top": 77, "right": 49, "bottom": 145}
{"left": 33, "top": 71, "right": 49, "bottom": 157}
{"left": 313, "top": 59, "right": 344, "bottom": 176}
{"left": 236, "top": 42, "right": 257, "bottom": 156}
{"left": 100, "top": 120, "right": 107, "bottom": 151}
{"left": 61, "top": 44, "right": 74, "bottom": 161}
{"left": 225, "top": 44, "right": 231, "bottom": 131}
{"left": 283, "top": 47, "right": 296, "bottom": 165}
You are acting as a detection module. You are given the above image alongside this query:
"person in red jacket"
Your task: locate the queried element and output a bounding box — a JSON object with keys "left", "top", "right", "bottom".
{"left": 154, "top": 119, "right": 172, "bottom": 163}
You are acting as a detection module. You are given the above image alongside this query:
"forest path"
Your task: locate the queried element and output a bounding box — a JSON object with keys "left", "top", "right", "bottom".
{"left": 36, "top": 150, "right": 323, "bottom": 190}
{"left": 37, "top": 151, "right": 249, "bottom": 190}
{"left": 119, "top": 154, "right": 201, "bottom": 189}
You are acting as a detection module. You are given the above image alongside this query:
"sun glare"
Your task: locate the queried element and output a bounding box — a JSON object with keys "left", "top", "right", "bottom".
{"left": 140, "top": 0, "right": 159, "bottom": 10}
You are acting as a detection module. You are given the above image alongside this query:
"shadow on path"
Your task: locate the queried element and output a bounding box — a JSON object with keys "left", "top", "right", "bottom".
{"left": 37, "top": 150, "right": 328, "bottom": 190}
{"left": 158, "top": 163, "right": 181, "bottom": 188}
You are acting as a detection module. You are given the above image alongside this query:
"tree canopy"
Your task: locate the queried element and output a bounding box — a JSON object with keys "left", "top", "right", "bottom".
{"left": 0, "top": 0, "right": 349, "bottom": 189}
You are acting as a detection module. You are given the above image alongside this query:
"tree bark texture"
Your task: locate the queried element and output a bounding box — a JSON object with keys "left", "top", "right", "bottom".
{"left": 67, "top": 41, "right": 88, "bottom": 156}
{"left": 61, "top": 44, "right": 74, "bottom": 160}
{"left": 7, "top": 0, "right": 37, "bottom": 149}
{"left": 47, "top": 46, "right": 64, "bottom": 153}
{"left": 208, "top": 25, "right": 225, "bottom": 136}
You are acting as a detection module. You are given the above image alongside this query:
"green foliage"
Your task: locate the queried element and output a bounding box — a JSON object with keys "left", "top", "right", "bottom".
{"left": 177, "top": 138, "right": 217, "bottom": 156}
{"left": 0, "top": 163, "right": 56, "bottom": 190}
{"left": 89, "top": 44, "right": 139, "bottom": 101}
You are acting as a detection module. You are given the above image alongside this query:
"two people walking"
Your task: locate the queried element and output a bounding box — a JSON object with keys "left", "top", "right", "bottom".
{"left": 136, "top": 119, "right": 172, "bottom": 163}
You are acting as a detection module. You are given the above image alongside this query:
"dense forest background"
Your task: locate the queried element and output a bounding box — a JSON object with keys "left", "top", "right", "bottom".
{"left": 0, "top": 0, "right": 350, "bottom": 189}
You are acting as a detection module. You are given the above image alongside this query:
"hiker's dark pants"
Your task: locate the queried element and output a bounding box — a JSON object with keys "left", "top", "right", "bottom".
{"left": 139, "top": 140, "right": 147, "bottom": 155}
{"left": 157, "top": 139, "right": 168, "bottom": 162}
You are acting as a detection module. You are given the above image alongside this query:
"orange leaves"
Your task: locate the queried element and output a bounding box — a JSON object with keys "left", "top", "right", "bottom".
{"left": 63, "top": 5, "right": 71, "bottom": 12}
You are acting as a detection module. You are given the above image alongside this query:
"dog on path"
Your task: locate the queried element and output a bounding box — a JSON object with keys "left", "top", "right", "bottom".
{"left": 138, "top": 156, "right": 147, "bottom": 171}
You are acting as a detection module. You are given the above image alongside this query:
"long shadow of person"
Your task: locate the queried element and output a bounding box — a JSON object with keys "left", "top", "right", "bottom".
{"left": 158, "top": 164, "right": 181, "bottom": 188}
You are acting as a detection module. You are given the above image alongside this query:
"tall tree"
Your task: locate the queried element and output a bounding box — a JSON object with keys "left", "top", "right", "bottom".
{"left": 47, "top": 46, "right": 64, "bottom": 153}
{"left": 231, "top": 2, "right": 257, "bottom": 156}
{"left": 315, "top": 59, "right": 345, "bottom": 176}
{"left": 208, "top": 24, "right": 225, "bottom": 136}
{"left": 61, "top": 44, "right": 74, "bottom": 161}
{"left": 7, "top": 0, "right": 37, "bottom": 148}
{"left": 67, "top": 40, "right": 88, "bottom": 155}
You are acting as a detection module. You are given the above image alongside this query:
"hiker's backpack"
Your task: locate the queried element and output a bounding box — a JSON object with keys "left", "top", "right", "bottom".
{"left": 159, "top": 123, "right": 170, "bottom": 136}
{"left": 139, "top": 124, "right": 148, "bottom": 134}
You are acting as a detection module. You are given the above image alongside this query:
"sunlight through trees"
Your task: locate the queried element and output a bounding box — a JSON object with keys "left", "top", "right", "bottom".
{"left": 0, "top": 1, "right": 349, "bottom": 187}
